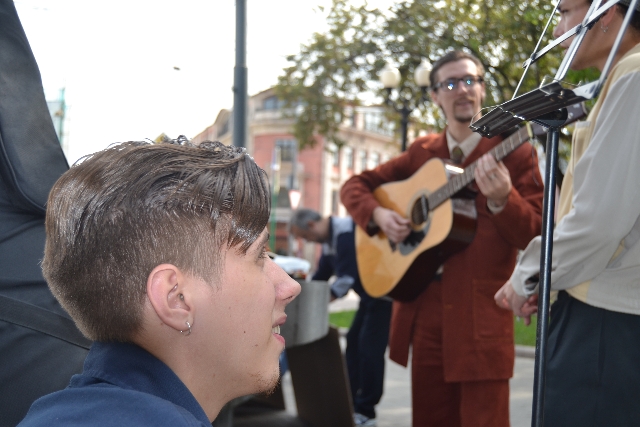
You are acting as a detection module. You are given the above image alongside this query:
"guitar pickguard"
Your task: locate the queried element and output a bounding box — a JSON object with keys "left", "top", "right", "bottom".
{"left": 393, "top": 190, "right": 434, "bottom": 255}
{"left": 397, "top": 228, "right": 428, "bottom": 256}
{"left": 390, "top": 196, "right": 476, "bottom": 257}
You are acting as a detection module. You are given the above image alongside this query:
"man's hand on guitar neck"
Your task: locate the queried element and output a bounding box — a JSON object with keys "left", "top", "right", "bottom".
{"left": 372, "top": 207, "right": 411, "bottom": 244}
{"left": 475, "top": 153, "right": 512, "bottom": 212}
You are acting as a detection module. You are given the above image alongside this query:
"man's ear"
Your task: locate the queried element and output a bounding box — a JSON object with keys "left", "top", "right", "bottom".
{"left": 430, "top": 89, "right": 439, "bottom": 106}
{"left": 146, "top": 264, "right": 192, "bottom": 333}
{"left": 602, "top": 4, "right": 617, "bottom": 27}
{"left": 430, "top": 89, "right": 443, "bottom": 111}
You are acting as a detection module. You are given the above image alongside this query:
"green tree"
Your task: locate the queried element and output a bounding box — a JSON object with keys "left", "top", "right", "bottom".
{"left": 276, "top": 0, "right": 574, "bottom": 150}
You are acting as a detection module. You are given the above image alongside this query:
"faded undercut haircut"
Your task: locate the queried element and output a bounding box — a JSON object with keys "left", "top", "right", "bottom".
{"left": 429, "top": 50, "right": 485, "bottom": 90}
{"left": 42, "top": 138, "right": 270, "bottom": 342}
{"left": 290, "top": 208, "right": 322, "bottom": 231}
{"left": 615, "top": 0, "right": 640, "bottom": 30}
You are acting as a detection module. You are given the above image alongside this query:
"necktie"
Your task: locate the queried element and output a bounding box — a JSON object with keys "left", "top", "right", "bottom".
{"left": 451, "top": 146, "right": 464, "bottom": 164}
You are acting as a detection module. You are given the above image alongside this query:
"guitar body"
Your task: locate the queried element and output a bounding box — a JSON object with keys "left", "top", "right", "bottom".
{"left": 355, "top": 158, "right": 477, "bottom": 301}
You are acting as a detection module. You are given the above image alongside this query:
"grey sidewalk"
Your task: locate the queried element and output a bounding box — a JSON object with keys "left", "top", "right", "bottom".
{"left": 372, "top": 352, "right": 535, "bottom": 427}
{"left": 281, "top": 338, "right": 535, "bottom": 427}
{"left": 323, "top": 291, "right": 536, "bottom": 427}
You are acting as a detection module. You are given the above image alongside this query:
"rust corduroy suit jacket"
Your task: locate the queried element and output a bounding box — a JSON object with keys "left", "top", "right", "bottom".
{"left": 340, "top": 130, "right": 544, "bottom": 383}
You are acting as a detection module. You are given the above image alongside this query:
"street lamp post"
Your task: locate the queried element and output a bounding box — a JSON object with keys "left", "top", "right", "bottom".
{"left": 379, "top": 59, "right": 432, "bottom": 152}
{"left": 233, "top": 0, "right": 248, "bottom": 148}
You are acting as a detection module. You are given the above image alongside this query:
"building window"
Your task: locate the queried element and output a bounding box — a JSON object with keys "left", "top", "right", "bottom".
{"left": 363, "top": 111, "right": 382, "bottom": 133}
{"left": 345, "top": 147, "right": 354, "bottom": 170}
{"left": 359, "top": 150, "right": 367, "bottom": 171}
{"left": 331, "top": 146, "right": 340, "bottom": 168}
{"left": 363, "top": 111, "right": 394, "bottom": 136}
{"left": 275, "top": 139, "right": 297, "bottom": 189}
{"left": 263, "top": 95, "right": 281, "bottom": 110}
{"left": 370, "top": 152, "right": 380, "bottom": 168}
{"left": 331, "top": 190, "right": 339, "bottom": 215}
{"left": 276, "top": 139, "right": 296, "bottom": 162}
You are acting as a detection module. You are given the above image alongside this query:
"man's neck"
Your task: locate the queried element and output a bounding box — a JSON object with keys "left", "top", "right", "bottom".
{"left": 447, "top": 120, "right": 475, "bottom": 142}
{"left": 320, "top": 216, "right": 332, "bottom": 244}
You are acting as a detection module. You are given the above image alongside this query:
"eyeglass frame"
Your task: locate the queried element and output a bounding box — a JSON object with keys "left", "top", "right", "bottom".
{"left": 432, "top": 75, "right": 484, "bottom": 92}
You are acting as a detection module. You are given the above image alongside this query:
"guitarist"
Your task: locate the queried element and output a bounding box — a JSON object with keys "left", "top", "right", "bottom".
{"left": 340, "top": 50, "right": 544, "bottom": 427}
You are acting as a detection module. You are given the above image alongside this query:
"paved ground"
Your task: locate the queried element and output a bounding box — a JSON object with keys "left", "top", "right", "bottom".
{"left": 282, "top": 349, "right": 535, "bottom": 427}
{"left": 372, "top": 352, "right": 535, "bottom": 427}
{"left": 316, "top": 290, "right": 537, "bottom": 427}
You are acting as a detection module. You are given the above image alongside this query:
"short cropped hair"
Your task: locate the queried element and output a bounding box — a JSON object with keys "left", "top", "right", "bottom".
{"left": 290, "top": 208, "right": 322, "bottom": 230}
{"left": 429, "top": 50, "right": 485, "bottom": 90}
{"left": 615, "top": 0, "right": 640, "bottom": 30}
{"left": 42, "top": 138, "right": 270, "bottom": 342}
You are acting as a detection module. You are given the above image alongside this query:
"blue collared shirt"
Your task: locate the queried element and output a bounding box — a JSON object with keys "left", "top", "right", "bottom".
{"left": 18, "top": 341, "right": 211, "bottom": 426}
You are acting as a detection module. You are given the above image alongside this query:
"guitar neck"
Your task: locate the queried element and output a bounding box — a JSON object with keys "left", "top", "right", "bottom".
{"left": 428, "top": 125, "right": 532, "bottom": 210}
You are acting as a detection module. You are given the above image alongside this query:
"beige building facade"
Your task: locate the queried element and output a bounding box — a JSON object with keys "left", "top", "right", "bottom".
{"left": 192, "top": 87, "right": 402, "bottom": 264}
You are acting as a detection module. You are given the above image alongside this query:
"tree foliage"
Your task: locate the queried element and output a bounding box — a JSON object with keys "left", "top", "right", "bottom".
{"left": 275, "top": 0, "right": 582, "bottom": 150}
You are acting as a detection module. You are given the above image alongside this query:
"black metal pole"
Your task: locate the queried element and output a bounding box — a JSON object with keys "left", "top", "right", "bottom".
{"left": 400, "top": 104, "right": 410, "bottom": 152}
{"left": 530, "top": 109, "right": 567, "bottom": 427}
{"left": 233, "top": 0, "right": 247, "bottom": 148}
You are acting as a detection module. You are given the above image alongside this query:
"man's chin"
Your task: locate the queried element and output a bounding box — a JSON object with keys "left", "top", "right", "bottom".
{"left": 453, "top": 114, "right": 476, "bottom": 125}
{"left": 256, "top": 368, "right": 282, "bottom": 397}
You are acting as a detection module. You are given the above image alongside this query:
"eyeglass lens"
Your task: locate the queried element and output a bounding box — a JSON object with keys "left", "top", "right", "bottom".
{"left": 442, "top": 76, "right": 482, "bottom": 91}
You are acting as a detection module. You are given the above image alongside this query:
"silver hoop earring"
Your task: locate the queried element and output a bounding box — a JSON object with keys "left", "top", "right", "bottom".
{"left": 601, "top": 22, "right": 608, "bottom": 33}
{"left": 180, "top": 321, "right": 192, "bottom": 336}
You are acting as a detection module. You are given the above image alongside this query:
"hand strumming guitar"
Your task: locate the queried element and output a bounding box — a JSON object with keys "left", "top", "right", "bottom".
{"left": 475, "top": 153, "right": 512, "bottom": 210}
{"left": 372, "top": 206, "right": 411, "bottom": 244}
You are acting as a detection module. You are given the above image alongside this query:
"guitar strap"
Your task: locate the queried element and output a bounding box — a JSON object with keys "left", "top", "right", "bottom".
{"left": 0, "top": 294, "right": 91, "bottom": 349}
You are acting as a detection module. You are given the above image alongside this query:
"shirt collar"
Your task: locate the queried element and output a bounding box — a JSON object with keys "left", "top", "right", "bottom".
{"left": 80, "top": 342, "right": 210, "bottom": 425}
{"left": 446, "top": 129, "right": 482, "bottom": 161}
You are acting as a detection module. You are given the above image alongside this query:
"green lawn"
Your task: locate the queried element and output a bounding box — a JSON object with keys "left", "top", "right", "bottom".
{"left": 513, "top": 315, "right": 538, "bottom": 346}
{"left": 328, "top": 310, "right": 357, "bottom": 329}
{"left": 329, "top": 310, "right": 538, "bottom": 347}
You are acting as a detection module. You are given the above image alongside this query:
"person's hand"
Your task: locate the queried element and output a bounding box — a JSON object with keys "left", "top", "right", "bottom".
{"left": 372, "top": 207, "right": 411, "bottom": 244}
{"left": 494, "top": 280, "right": 538, "bottom": 326}
{"left": 475, "top": 153, "right": 512, "bottom": 209}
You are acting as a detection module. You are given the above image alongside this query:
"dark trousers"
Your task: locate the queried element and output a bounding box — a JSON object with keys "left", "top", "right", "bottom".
{"left": 545, "top": 291, "right": 640, "bottom": 427}
{"left": 345, "top": 296, "right": 392, "bottom": 419}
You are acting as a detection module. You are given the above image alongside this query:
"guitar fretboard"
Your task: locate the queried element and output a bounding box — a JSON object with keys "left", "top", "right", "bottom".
{"left": 410, "top": 125, "right": 531, "bottom": 224}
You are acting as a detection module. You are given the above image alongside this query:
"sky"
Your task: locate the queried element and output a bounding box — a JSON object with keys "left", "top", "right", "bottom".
{"left": 14, "top": 0, "right": 396, "bottom": 164}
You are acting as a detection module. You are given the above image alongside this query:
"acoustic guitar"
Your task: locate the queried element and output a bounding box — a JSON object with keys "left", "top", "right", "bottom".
{"left": 355, "top": 102, "right": 588, "bottom": 301}
{"left": 355, "top": 102, "right": 586, "bottom": 302}
{"left": 355, "top": 125, "right": 535, "bottom": 301}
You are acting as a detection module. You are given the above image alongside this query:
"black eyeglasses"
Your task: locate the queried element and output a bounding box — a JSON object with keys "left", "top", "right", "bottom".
{"left": 433, "top": 75, "right": 484, "bottom": 91}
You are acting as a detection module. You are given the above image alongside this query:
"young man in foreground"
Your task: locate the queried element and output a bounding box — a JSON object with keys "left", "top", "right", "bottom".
{"left": 19, "top": 138, "right": 300, "bottom": 426}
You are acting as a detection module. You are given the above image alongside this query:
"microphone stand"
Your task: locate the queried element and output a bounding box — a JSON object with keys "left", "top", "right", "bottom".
{"left": 529, "top": 110, "right": 566, "bottom": 427}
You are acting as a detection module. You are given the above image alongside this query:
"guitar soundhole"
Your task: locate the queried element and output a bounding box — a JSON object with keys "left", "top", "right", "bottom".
{"left": 410, "top": 194, "right": 430, "bottom": 228}
{"left": 398, "top": 194, "right": 431, "bottom": 256}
